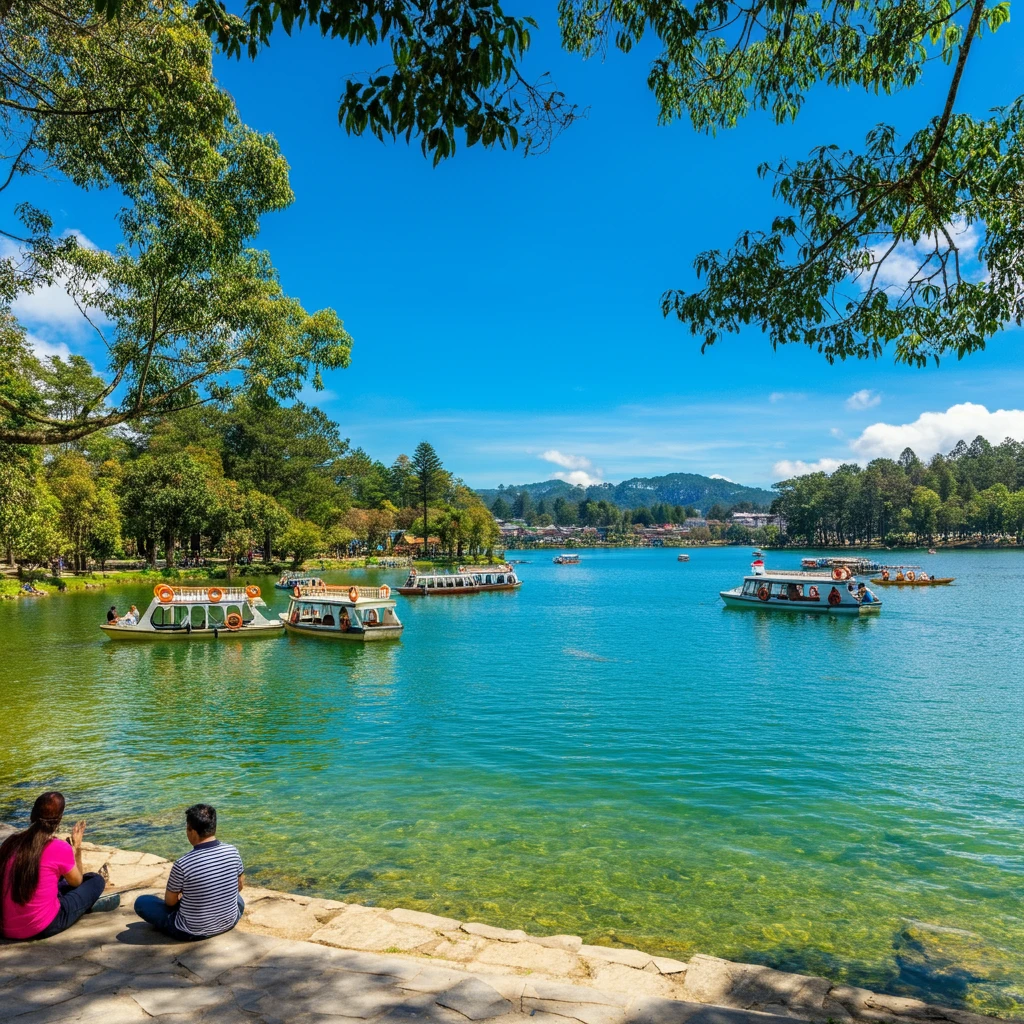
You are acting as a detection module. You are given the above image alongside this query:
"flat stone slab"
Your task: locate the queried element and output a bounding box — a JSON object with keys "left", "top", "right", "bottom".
{"left": 388, "top": 908, "right": 463, "bottom": 932}
{"left": 436, "top": 977, "right": 514, "bottom": 1019}
{"left": 462, "top": 923, "right": 529, "bottom": 943}
{"left": 681, "top": 956, "right": 830, "bottom": 1013}
{"left": 580, "top": 945, "right": 654, "bottom": 971}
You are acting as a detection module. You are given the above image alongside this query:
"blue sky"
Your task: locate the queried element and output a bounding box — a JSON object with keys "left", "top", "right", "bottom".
{"left": 13, "top": 4, "right": 1024, "bottom": 489}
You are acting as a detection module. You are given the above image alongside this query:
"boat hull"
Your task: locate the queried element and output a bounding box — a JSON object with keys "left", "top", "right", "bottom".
{"left": 869, "top": 577, "right": 954, "bottom": 586}
{"left": 397, "top": 582, "right": 522, "bottom": 596}
{"left": 720, "top": 591, "right": 880, "bottom": 614}
{"left": 99, "top": 622, "right": 284, "bottom": 641}
{"left": 281, "top": 619, "right": 402, "bottom": 641}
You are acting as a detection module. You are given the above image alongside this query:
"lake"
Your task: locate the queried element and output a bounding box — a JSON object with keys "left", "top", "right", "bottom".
{"left": 1, "top": 547, "right": 1022, "bottom": 1015}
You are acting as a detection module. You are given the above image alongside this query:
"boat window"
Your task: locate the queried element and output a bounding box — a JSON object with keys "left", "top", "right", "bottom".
{"left": 742, "top": 580, "right": 756, "bottom": 595}
{"left": 242, "top": 603, "right": 254, "bottom": 623}
{"left": 446, "top": 579, "right": 454, "bottom": 588}
{"left": 190, "top": 606, "right": 206, "bottom": 629}
{"left": 497, "top": 575, "right": 505, "bottom": 584}
{"left": 473, "top": 575, "right": 481, "bottom": 584}
{"left": 226, "top": 604, "right": 243, "bottom": 623}
{"left": 151, "top": 605, "right": 188, "bottom": 628}
{"left": 484, "top": 575, "right": 492, "bottom": 585}
{"left": 208, "top": 604, "right": 225, "bottom": 627}
{"left": 427, "top": 578, "right": 435, "bottom": 588}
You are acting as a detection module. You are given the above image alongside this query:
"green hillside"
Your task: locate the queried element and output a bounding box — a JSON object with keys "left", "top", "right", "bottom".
{"left": 476, "top": 472, "right": 774, "bottom": 511}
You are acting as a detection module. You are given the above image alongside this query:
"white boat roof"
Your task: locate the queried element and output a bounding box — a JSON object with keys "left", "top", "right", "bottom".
{"left": 291, "top": 584, "right": 395, "bottom": 606}
{"left": 149, "top": 586, "right": 262, "bottom": 604}
{"left": 748, "top": 570, "right": 860, "bottom": 582}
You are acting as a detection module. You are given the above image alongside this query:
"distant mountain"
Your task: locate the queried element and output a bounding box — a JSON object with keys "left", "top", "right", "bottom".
{"left": 476, "top": 472, "right": 775, "bottom": 511}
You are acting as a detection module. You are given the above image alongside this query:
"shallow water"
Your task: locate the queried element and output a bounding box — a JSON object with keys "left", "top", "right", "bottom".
{"left": 1, "top": 548, "right": 1022, "bottom": 1013}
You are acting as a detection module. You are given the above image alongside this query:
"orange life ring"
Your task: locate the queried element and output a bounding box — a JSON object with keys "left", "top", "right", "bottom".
{"left": 808, "top": 585, "right": 820, "bottom": 600}
{"left": 828, "top": 587, "right": 842, "bottom": 606}
{"left": 906, "top": 571, "right": 916, "bottom": 581}
{"left": 154, "top": 584, "right": 174, "bottom": 603}
{"left": 290, "top": 610, "right": 299, "bottom": 624}
{"left": 207, "top": 587, "right": 223, "bottom": 603}
{"left": 245, "top": 584, "right": 261, "bottom": 599}
{"left": 226, "top": 612, "right": 243, "bottom": 630}
{"left": 379, "top": 584, "right": 391, "bottom": 599}
{"left": 348, "top": 586, "right": 359, "bottom": 602}
{"left": 293, "top": 585, "right": 302, "bottom": 597}
{"left": 757, "top": 586, "right": 770, "bottom": 602}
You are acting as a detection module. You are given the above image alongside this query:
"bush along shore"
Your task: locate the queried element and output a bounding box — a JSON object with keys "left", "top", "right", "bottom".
{"left": 0, "top": 824, "right": 1018, "bottom": 1023}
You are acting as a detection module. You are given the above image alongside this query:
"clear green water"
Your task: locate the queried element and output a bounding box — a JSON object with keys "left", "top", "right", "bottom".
{"left": 1, "top": 549, "right": 1022, "bottom": 1013}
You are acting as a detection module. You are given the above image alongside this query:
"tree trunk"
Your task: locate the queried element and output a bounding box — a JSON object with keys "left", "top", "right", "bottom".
{"left": 264, "top": 529, "right": 272, "bottom": 564}
{"left": 147, "top": 537, "right": 157, "bottom": 569}
{"left": 166, "top": 532, "right": 176, "bottom": 567}
{"left": 191, "top": 532, "right": 201, "bottom": 557}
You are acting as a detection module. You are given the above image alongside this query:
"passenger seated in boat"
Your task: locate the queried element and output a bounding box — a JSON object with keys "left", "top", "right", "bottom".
{"left": 106, "top": 605, "right": 118, "bottom": 622}
{"left": 364, "top": 608, "right": 379, "bottom": 627}
{"left": 0, "top": 791, "right": 119, "bottom": 941}
{"left": 121, "top": 605, "right": 140, "bottom": 626}
{"left": 340, "top": 611, "right": 351, "bottom": 632}
{"left": 918, "top": 572, "right": 929, "bottom": 581}
{"left": 895, "top": 572, "right": 905, "bottom": 581}
{"left": 857, "top": 583, "right": 877, "bottom": 604}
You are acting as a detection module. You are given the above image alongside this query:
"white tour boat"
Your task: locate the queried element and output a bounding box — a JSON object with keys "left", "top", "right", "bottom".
{"left": 677, "top": 553, "right": 690, "bottom": 562}
{"left": 281, "top": 583, "right": 403, "bottom": 641}
{"left": 720, "top": 562, "right": 882, "bottom": 615}
{"left": 553, "top": 553, "right": 580, "bottom": 564}
{"left": 100, "top": 584, "right": 283, "bottom": 640}
{"left": 397, "top": 565, "right": 521, "bottom": 596}
{"left": 275, "top": 573, "right": 324, "bottom": 590}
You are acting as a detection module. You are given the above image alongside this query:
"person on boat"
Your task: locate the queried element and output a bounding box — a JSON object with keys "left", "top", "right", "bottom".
{"left": 121, "top": 605, "right": 139, "bottom": 626}
{"left": 106, "top": 605, "right": 118, "bottom": 622}
{"left": 0, "top": 791, "right": 119, "bottom": 941}
{"left": 918, "top": 572, "right": 929, "bottom": 582}
{"left": 340, "top": 610, "right": 351, "bottom": 632}
{"left": 857, "top": 582, "right": 877, "bottom": 604}
{"left": 134, "top": 804, "right": 244, "bottom": 942}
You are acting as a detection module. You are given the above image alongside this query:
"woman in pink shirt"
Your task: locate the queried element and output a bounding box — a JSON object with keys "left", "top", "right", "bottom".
{"left": 0, "top": 791, "right": 119, "bottom": 941}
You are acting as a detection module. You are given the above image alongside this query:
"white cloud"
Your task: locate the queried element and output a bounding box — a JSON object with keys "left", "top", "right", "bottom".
{"left": 25, "top": 332, "right": 71, "bottom": 360}
{"left": 829, "top": 427, "right": 844, "bottom": 439}
{"left": 709, "top": 473, "right": 734, "bottom": 482}
{"left": 845, "top": 389, "right": 881, "bottom": 411}
{"left": 864, "top": 219, "right": 983, "bottom": 294}
{"left": 542, "top": 450, "right": 592, "bottom": 471}
{"left": 2, "top": 231, "right": 107, "bottom": 345}
{"left": 540, "top": 450, "right": 604, "bottom": 487}
{"left": 772, "top": 458, "right": 843, "bottom": 478}
{"left": 769, "top": 391, "right": 805, "bottom": 403}
{"left": 851, "top": 402, "right": 1024, "bottom": 461}
{"left": 552, "top": 469, "right": 603, "bottom": 487}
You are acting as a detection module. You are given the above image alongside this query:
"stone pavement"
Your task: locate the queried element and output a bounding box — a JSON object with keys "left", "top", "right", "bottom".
{"left": 0, "top": 833, "right": 1018, "bottom": 1024}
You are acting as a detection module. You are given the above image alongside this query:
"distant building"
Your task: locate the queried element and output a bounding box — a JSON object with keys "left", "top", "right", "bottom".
{"left": 730, "top": 511, "right": 786, "bottom": 530}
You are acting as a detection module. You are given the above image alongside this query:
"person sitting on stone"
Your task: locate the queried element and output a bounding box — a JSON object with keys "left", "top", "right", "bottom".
{"left": 134, "top": 803, "right": 244, "bottom": 941}
{"left": 0, "top": 791, "right": 119, "bottom": 941}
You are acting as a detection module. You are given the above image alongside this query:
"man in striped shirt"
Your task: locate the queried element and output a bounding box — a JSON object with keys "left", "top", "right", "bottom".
{"left": 134, "top": 804, "right": 244, "bottom": 940}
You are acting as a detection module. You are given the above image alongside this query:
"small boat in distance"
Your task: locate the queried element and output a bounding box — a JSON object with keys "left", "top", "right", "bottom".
{"left": 281, "top": 583, "right": 403, "bottom": 641}
{"left": 553, "top": 553, "right": 580, "bottom": 564}
{"left": 397, "top": 565, "right": 521, "bottom": 596}
{"left": 275, "top": 573, "right": 324, "bottom": 590}
{"left": 100, "top": 584, "right": 283, "bottom": 640}
{"left": 721, "top": 561, "right": 882, "bottom": 615}
{"left": 870, "top": 569, "right": 954, "bottom": 586}
{"left": 677, "top": 553, "right": 690, "bottom": 562}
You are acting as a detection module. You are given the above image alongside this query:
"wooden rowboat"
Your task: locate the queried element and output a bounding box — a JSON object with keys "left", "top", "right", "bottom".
{"left": 869, "top": 577, "right": 955, "bottom": 586}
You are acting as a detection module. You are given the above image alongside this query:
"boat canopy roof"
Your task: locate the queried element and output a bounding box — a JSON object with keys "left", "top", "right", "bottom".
{"left": 150, "top": 585, "right": 261, "bottom": 605}
{"left": 749, "top": 570, "right": 859, "bottom": 583}
{"left": 292, "top": 584, "right": 395, "bottom": 606}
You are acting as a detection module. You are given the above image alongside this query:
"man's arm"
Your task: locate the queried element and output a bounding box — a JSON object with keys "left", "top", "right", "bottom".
{"left": 164, "top": 888, "right": 182, "bottom": 907}
{"left": 238, "top": 872, "right": 245, "bottom": 892}
{"left": 164, "top": 860, "right": 183, "bottom": 907}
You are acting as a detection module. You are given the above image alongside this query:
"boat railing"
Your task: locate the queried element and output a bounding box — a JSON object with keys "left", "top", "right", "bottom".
{"left": 760, "top": 569, "right": 855, "bottom": 579}
{"left": 296, "top": 584, "right": 392, "bottom": 601}
{"left": 164, "top": 587, "right": 254, "bottom": 603}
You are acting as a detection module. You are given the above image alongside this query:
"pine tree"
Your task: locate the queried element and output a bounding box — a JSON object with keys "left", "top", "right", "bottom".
{"left": 411, "top": 442, "right": 443, "bottom": 555}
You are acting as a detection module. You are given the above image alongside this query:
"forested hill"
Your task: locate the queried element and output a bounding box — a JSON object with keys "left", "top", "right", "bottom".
{"left": 476, "top": 473, "right": 775, "bottom": 511}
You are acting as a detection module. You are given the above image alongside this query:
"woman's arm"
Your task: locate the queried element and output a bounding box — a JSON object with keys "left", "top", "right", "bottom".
{"left": 62, "top": 820, "right": 87, "bottom": 888}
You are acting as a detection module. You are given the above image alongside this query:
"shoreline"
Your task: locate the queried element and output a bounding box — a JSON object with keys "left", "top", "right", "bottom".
{"left": 0, "top": 825, "right": 1017, "bottom": 1024}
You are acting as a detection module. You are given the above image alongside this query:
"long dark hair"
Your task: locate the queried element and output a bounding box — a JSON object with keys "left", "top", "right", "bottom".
{"left": 0, "top": 791, "right": 66, "bottom": 912}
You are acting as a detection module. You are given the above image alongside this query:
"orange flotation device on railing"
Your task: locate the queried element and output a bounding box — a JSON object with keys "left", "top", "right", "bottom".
{"left": 348, "top": 586, "right": 359, "bottom": 602}
{"left": 245, "top": 585, "right": 260, "bottom": 599}
{"left": 154, "top": 584, "right": 174, "bottom": 603}
{"left": 906, "top": 571, "right": 916, "bottom": 581}
{"left": 207, "top": 587, "right": 223, "bottom": 603}
{"left": 293, "top": 586, "right": 302, "bottom": 597}
{"left": 379, "top": 584, "right": 391, "bottom": 599}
